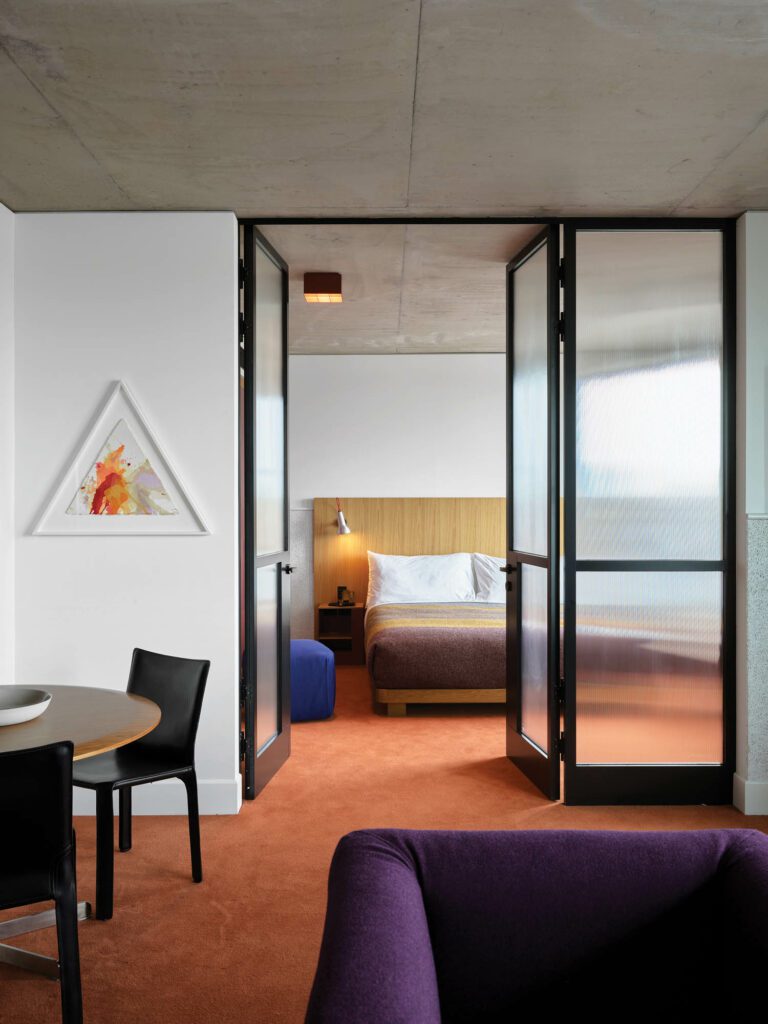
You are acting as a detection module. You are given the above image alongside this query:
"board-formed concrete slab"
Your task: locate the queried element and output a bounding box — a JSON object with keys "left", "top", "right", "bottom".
{"left": 1, "top": 1, "right": 768, "bottom": 216}
{"left": 262, "top": 223, "right": 540, "bottom": 353}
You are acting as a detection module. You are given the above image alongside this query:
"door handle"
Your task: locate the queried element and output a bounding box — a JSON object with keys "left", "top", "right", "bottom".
{"left": 282, "top": 564, "right": 295, "bottom": 574}
{"left": 499, "top": 564, "right": 515, "bottom": 574}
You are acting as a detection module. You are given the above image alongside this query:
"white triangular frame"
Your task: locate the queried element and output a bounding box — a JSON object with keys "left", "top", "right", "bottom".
{"left": 33, "top": 381, "right": 209, "bottom": 536}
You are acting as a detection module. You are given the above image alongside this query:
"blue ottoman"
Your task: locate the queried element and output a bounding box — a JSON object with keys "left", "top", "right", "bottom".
{"left": 291, "top": 640, "right": 336, "bottom": 722}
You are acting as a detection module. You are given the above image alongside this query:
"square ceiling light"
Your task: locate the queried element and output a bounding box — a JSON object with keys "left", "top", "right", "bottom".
{"left": 304, "top": 272, "right": 342, "bottom": 303}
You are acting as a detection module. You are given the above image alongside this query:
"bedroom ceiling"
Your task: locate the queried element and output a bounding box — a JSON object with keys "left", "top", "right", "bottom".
{"left": 1, "top": 2, "right": 768, "bottom": 217}
{"left": 261, "top": 223, "right": 540, "bottom": 354}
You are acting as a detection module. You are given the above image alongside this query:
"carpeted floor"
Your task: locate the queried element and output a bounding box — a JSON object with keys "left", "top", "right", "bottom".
{"left": 2, "top": 664, "right": 766, "bottom": 1023}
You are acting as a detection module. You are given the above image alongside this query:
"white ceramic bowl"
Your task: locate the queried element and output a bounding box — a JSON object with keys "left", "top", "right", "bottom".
{"left": 0, "top": 687, "right": 52, "bottom": 726}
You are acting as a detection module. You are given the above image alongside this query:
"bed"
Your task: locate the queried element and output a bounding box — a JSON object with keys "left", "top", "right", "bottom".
{"left": 311, "top": 499, "right": 509, "bottom": 716}
{"left": 366, "top": 601, "right": 506, "bottom": 715}
{"left": 363, "top": 549, "right": 507, "bottom": 715}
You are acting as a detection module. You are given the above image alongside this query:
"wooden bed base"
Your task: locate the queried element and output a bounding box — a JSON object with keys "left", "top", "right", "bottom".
{"left": 374, "top": 687, "right": 506, "bottom": 717}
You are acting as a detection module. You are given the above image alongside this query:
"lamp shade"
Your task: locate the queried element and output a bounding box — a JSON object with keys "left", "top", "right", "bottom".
{"left": 305, "top": 272, "right": 342, "bottom": 303}
{"left": 337, "top": 510, "right": 351, "bottom": 535}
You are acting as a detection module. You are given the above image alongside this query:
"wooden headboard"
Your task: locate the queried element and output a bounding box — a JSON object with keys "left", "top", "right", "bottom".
{"left": 313, "top": 497, "right": 506, "bottom": 607}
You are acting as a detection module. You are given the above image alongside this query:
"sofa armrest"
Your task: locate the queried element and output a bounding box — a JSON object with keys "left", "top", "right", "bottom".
{"left": 721, "top": 829, "right": 768, "bottom": 976}
{"left": 306, "top": 831, "right": 441, "bottom": 1024}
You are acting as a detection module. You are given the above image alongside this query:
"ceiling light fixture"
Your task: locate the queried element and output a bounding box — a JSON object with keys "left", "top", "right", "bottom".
{"left": 304, "top": 272, "right": 342, "bottom": 303}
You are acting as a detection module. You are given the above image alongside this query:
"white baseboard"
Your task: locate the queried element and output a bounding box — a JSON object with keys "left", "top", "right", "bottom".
{"left": 733, "top": 773, "right": 768, "bottom": 815}
{"left": 73, "top": 776, "right": 243, "bottom": 816}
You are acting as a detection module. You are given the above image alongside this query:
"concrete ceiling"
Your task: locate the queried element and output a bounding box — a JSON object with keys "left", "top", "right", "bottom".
{"left": 1, "top": 2, "right": 768, "bottom": 216}
{"left": 262, "top": 223, "right": 540, "bottom": 353}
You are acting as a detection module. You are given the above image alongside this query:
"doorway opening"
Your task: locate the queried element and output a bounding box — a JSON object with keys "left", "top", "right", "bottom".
{"left": 239, "top": 217, "right": 735, "bottom": 807}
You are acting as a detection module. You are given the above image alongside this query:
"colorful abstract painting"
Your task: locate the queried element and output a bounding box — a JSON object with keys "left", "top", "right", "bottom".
{"left": 67, "top": 419, "right": 178, "bottom": 516}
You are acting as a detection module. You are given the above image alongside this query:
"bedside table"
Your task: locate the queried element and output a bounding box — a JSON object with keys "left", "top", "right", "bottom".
{"left": 316, "top": 604, "right": 366, "bottom": 665}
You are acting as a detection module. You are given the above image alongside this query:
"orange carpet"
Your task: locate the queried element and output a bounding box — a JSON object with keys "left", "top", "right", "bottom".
{"left": 2, "top": 664, "right": 766, "bottom": 1023}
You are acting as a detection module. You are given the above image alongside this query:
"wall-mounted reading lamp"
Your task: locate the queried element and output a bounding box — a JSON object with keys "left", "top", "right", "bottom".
{"left": 336, "top": 498, "right": 351, "bottom": 535}
{"left": 305, "top": 272, "right": 342, "bottom": 303}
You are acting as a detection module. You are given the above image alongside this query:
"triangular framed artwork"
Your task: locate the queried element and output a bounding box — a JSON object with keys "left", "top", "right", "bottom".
{"left": 33, "top": 381, "right": 209, "bottom": 536}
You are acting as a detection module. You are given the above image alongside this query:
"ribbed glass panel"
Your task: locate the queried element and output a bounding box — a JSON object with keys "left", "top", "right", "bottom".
{"left": 575, "top": 231, "right": 722, "bottom": 560}
{"left": 513, "top": 245, "right": 548, "bottom": 556}
{"left": 521, "top": 564, "right": 549, "bottom": 753}
{"left": 576, "top": 572, "right": 723, "bottom": 765}
{"left": 256, "top": 563, "right": 280, "bottom": 753}
{"left": 255, "top": 244, "right": 286, "bottom": 556}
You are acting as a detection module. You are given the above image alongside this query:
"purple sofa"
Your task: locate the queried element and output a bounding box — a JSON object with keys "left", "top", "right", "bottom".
{"left": 306, "top": 828, "right": 768, "bottom": 1022}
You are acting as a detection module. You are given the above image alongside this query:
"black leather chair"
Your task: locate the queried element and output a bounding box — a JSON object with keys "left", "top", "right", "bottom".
{"left": 0, "top": 741, "right": 83, "bottom": 1024}
{"left": 73, "top": 648, "right": 210, "bottom": 920}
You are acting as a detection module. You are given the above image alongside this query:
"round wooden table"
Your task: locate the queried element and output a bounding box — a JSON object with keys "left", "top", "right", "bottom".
{"left": 0, "top": 685, "right": 161, "bottom": 760}
{"left": 0, "top": 685, "right": 161, "bottom": 979}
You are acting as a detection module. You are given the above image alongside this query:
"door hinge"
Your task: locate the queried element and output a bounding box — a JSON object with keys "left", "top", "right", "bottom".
{"left": 557, "top": 312, "right": 565, "bottom": 341}
{"left": 239, "top": 730, "right": 247, "bottom": 761}
{"left": 238, "top": 258, "right": 246, "bottom": 289}
{"left": 558, "top": 258, "right": 566, "bottom": 287}
{"left": 556, "top": 730, "right": 566, "bottom": 761}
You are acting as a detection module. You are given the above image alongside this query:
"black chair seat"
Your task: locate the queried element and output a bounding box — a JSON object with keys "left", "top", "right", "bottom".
{"left": 73, "top": 748, "right": 191, "bottom": 789}
{"left": 73, "top": 648, "right": 209, "bottom": 920}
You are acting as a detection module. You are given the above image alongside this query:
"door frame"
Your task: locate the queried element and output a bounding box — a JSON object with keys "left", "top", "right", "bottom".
{"left": 238, "top": 214, "right": 737, "bottom": 807}
{"left": 562, "top": 217, "right": 736, "bottom": 804}
{"left": 241, "top": 223, "right": 292, "bottom": 800}
{"left": 505, "top": 225, "right": 561, "bottom": 800}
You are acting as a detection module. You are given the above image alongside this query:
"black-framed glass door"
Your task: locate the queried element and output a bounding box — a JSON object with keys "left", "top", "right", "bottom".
{"left": 562, "top": 220, "right": 735, "bottom": 805}
{"left": 242, "top": 225, "right": 292, "bottom": 799}
{"left": 506, "top": 226, "right": 561, "bottom": 800}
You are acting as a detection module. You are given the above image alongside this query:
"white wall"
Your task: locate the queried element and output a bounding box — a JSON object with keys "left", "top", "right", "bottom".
{"left": 14, "top": 212, "right": 240, "bottom": 814}
{"left": 735, "top": 212, "right": 768, "bottom": 814}
{"left": 0, "top": 204, "right": 14, "bottom": 685}
{"left": 290, "top": 354, "right": 506, "bottom": 502}
{"left": 288, "top": 353, "right": 506, "bottom": 636}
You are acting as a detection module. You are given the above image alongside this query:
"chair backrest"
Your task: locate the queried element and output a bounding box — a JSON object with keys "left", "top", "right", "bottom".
{"left": 127, "top": 648, "right": 209, "bottom": 763}
{"left": 0, "top": 741, "right": 74, "bottom": 873}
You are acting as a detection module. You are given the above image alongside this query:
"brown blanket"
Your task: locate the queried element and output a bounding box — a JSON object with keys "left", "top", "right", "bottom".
{"left": 365, "top": 602, "right": 506, "bottom": 690}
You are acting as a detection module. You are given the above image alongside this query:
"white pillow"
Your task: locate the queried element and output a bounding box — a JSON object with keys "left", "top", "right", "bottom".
{"left": 366, "top": 551, "right": 476, "bottom": 609}
{"left": 472, "top": 553, "right": 507, "bottom": 603}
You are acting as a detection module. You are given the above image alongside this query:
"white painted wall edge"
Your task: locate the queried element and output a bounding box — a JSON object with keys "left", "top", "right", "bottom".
{"left": 733, "top": 773, "right": 768, "bottom": 816}
{"left": 73, "top": 777, "right": 242, "bottom": 816}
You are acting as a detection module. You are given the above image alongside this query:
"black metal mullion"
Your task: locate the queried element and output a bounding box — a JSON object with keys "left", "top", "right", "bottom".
{"left": 546, "top": 224, "right": 561, "bottom": 794}
{"left": 722, "top": 220, "right": 737, "bottom": 773}
{"left": 242, "top": 223, "right": 256, "bottom": 799}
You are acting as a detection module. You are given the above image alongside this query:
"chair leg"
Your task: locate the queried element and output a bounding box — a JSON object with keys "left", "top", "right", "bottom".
{"left": 182, "top": 771, "right": 203, "bottom": 883}
{"left": 119, "top": 787, "right": 132, "bottom": 852}
{"left": 95, "top": 787, "right": 115, "bottom": 920}
{"left": 55, "top": 864, "right": 83, "bottom": 1024}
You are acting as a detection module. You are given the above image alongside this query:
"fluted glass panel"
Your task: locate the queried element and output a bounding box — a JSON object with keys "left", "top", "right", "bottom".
{"left": 521, "top": 564, "right": 549, "bottom": 753}
{"left": 513, "top": 245, "right": 548, "bottom": 556}
{"left": 255, "top": 244, "right": 285, "bottom": 556}
{"left": 575, "top": 231, "right": 722, "bottom": 559}
{"left": 576, "top": 571, "right": 723, "bottom": 765}
{"left": 256, "top": 563, "right": 280, "bottom": 753}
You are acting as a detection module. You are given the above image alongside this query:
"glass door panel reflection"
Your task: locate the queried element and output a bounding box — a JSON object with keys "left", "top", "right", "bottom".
{"left": 576, "top": 571, "right": 723, "bottom": 765}
{"left": 520, "top": 564, "right": 549, "bottom": 753}
{"left": 255, "top": 244, "right": 286, "bottom": 557}
{"left": 513, "top": 245, "right": 549, "bottom": 558}
{"left": 575, "top": 231, "right": 722, "bottom": 561}
{"left": 256, "top": 563, "right": 280, "bottom": 754}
